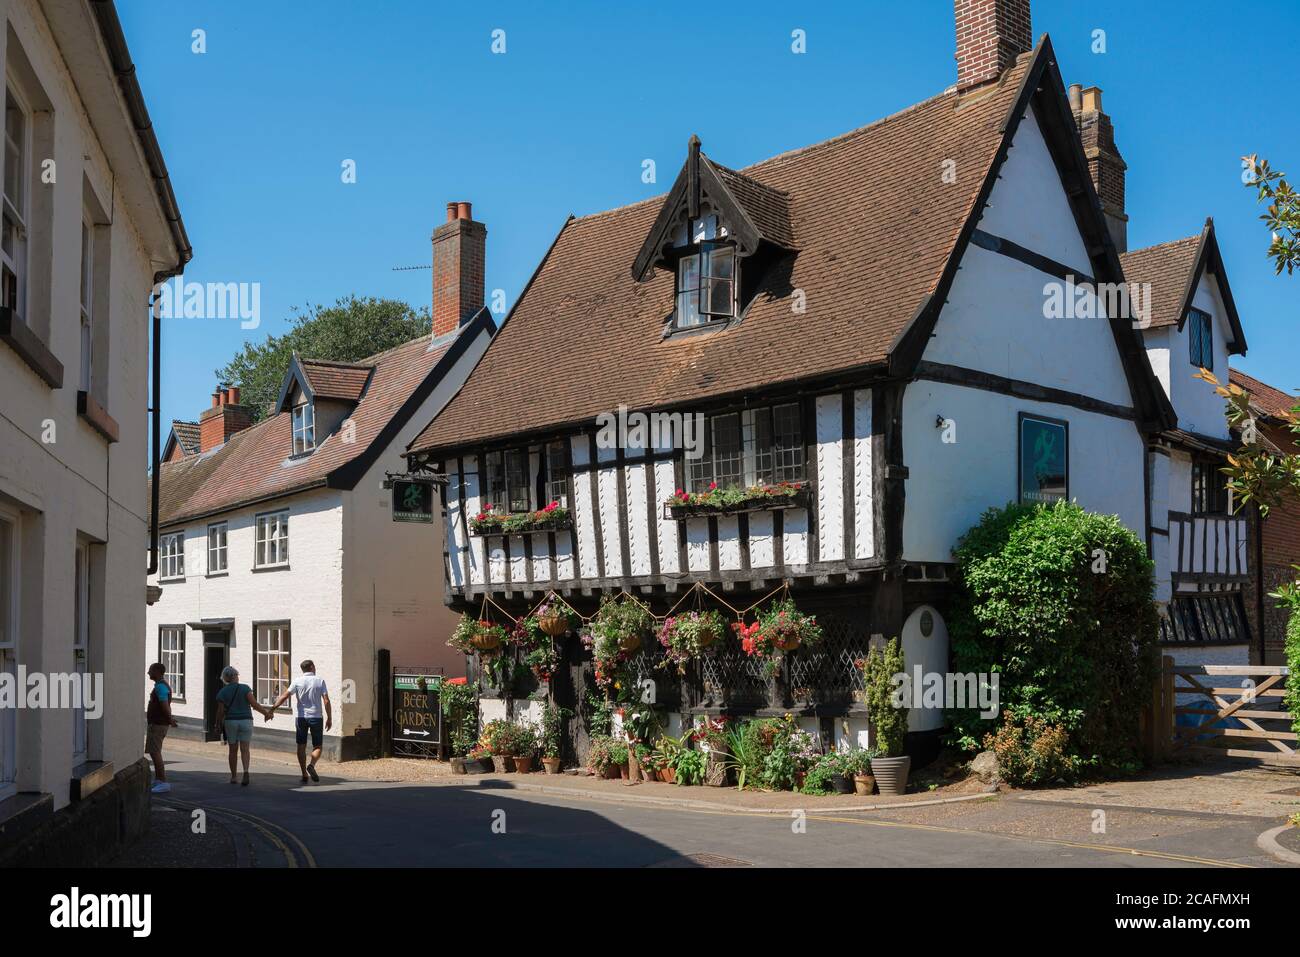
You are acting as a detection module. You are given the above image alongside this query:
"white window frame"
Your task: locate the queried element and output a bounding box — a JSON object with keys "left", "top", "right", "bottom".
{"left": 0, "top": 507, "right": 19, "bottom": 799}
{"left": 2, "top": 82, "right": 30, "bottom": 320}
{"left": 78, "top": 216, "right": 93, "bottom": 392}
{"left": 292, "top": 399, "right": 315, "bottom": 455}
{"left": 254, "top": 510, "right": 289, "bottom": 568}
{"left": 158, "top": 625, "right": 185, "bottom": 701}
{"left": 254, "top": 622, "right": 291, "bottom": 707}
{"left": 544, "top": 441, "right": 569, "bottom": 507}
{"left": 72, "top": 544, "right": 89, "bottom": 762}
{"left": 206, "top": 521, "right": 228, "bottom": 575}
{"left": 159, "top": 531, "right": 185, "bottom": 581}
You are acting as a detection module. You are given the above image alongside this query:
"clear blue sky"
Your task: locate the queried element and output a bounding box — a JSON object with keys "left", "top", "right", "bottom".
{"left": 119, "top": 0, "right": 1299, "bottom": 446}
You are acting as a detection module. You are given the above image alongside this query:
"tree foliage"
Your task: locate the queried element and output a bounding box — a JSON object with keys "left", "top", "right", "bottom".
{"left": 947, "top": 502, "right": 1159, "bottom": 778}
{"left": 214, "top": 296, "right": 431, "bottom": 420}
{"left": 1243, "top": 155, "right": 1300, "bottom": 275}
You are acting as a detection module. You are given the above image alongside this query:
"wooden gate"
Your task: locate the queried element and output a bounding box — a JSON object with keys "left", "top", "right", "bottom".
{"left": 1144, "top": 656, "right": 1297, "bottom": 767}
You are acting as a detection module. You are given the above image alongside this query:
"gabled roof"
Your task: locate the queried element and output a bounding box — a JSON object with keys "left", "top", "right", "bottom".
{"left": 631, "top": 136, "right": 795, "bottom": 281}
{"left": 410, "top": 36, "right": 1172, "bottom": 456}
{"left": 1229, "top": 367, "right": 1298, "bottom": 422}
{"left": 163, "top": 420, "right": 200, "bottom": 459}
{"left": 1121, "top": 219, "right": 1247, "bottom": 353}
{"left": 151, "top": 312, "right": 493, "bottom": 528}
{"left": 299, "top": 358, "right": 373, "bottom": 402}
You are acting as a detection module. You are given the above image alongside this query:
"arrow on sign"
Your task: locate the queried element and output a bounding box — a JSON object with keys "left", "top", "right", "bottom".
{"left": 402, "top": 729, "right": 430, "bottom": 737}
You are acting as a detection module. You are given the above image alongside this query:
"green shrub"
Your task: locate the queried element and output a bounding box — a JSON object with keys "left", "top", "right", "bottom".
{"left": 1285, "top": 612, "right": 1300, "bottom": 741}
{"left": 985, "top": 713, "right": 1080, "bottom": 786}
{"left": 947, "top": 501, "right": 1159, "bottom": 779}
{"left": 863, "top": 637, "right": 908, "bottom": 757}
{"left": 440, "top": 681, "right": 478, "bottom": 757}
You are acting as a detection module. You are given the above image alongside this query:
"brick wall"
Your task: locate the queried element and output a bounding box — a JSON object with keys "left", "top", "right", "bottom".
{"left": 431, "top": 211, "right": 486, "bottom": 337}
{"left": 955, "top": 0, "right": 1032, "bottom": 90}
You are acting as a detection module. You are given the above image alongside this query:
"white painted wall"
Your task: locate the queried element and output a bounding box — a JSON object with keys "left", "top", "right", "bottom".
{"left": 0, "top": 0, "right": 176, "bottom": 809}
{"left": 145, "top": 490, "right": 345, "bottom": 739}
{"left": 1144, "top": 273, "right": 1233, "bottom": 439}
{"left": 902, "top": 382, "right": 1147, "bottom": 562}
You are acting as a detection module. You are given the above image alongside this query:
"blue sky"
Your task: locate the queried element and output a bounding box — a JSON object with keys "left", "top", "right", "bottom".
{"left": 120, "top": 0, "right": 1299, "bottom": 443}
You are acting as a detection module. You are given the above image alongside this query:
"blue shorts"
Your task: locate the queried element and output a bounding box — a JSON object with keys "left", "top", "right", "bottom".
{"left": 296, "top": 717, "right": 323, "bottom": 748}
{"left": 224, "top": 718, "right": 254, "bottom": 743}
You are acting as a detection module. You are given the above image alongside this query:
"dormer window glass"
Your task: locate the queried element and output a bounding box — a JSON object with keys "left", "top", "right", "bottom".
{"left": 292, "top": 398, "right": 315, "bottom": 455}
{"left": 675, "top": 240, "right": 735, "bottom": 329}
{"left": 1187, "top": 307, "right": 1213, "bottom": 370}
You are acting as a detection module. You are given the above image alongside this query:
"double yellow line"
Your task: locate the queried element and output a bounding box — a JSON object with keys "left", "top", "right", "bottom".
{"left": 160, "top": 799, "right": 317, "bottom": 868}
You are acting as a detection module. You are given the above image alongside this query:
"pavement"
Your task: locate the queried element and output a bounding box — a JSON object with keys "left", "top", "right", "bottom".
{"left": 106, "top": 738, "right": 1300, "bottom": 868}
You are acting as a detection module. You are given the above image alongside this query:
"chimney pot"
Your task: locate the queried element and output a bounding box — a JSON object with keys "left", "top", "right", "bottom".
{"left": 1068, "top": 83, "right": 1082, "bottom": 112}
{"left": 445, "top": 202, "right": 457, "bottom": 222}
{"left": 457, "top": 201, "right": 473, "bottom": 221}
{"left": 1080, "top": 86, "right": 1103, "bottom": 113}
{"left": 211, "top": 389, "right": 221, "bottom": 408}
{"left": 227, "top": 386, "right": 241, "bottom": 405}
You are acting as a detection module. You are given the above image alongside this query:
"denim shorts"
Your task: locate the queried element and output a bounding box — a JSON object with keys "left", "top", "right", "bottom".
{"left": 296, "top": 717, "right": 323, "bottom": 748}
{"left": 224, "top": 718, "right": 254, "bottom": 743}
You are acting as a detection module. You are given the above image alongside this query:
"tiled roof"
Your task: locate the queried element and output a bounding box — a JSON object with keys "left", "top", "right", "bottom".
{"left": 712, "top": 162, "right": 796, "bottom": 249}
{"left": 410, "top": 51, "right": 1035, "bottom": 454}
{"left": 152, "top": 335, "right": 451, "bottom": 527}
{"left": 170, "top": 420, "right": 200, "bottom": 456}
{"left": 299, "top": 358, "right": 372, "bottom": 402}
{"left": 1119, "top": 235, "right": 1201, "bottom": 330}
{"left": 1229, "top": 367, "right": 1298, "bottom": 421}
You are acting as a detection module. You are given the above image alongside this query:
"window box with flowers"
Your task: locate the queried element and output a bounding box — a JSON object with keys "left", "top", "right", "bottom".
{"left": 469, "top": 501, "right": 572, "bottom": 536}
{"left": 663, "top": 481, "right": 810, "bottom": 520}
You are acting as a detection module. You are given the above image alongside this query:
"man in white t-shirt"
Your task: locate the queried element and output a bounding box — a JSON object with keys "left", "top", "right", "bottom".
{"left": 272, "top": 660, "right": 332, "bottom": 783}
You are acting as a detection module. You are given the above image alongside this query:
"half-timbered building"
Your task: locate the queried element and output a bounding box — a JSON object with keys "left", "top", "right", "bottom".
{"left": 405, "top": 0, "right": 1260, "bottom": 756}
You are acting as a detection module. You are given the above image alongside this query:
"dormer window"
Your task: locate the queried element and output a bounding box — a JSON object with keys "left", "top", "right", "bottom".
{"left": 676, "top": 240, "right": 735, "bottom": 328}
{"left": 292, "top": 398, "right": 315, "bottom": 454}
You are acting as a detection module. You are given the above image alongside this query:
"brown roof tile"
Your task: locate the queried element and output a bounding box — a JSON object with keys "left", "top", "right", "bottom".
{"left": 410, "top": 53, "right": 1034, "bottom": 454}
{"left": 299, "top": 358, "right": 372, "bottom": 402}
{"left": 1119, "top": 235, "right": 1201, "bottom": 330}
{"left": 153, "top": 335, "right": 451, "bottom": 527}
{"left": 170, "top": 420, "right": 200, "bottom": 456}
{"left": 1229, "top": 367, "right": 1299, "bottom": 421}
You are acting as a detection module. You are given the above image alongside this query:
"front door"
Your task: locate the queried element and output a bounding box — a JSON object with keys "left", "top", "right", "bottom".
{"left": 204, "top": 643, "right": 228, "bottom": 741}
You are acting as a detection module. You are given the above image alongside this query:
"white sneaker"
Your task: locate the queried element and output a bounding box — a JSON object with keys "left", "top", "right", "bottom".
{"left": 151, "top": 781, "right": 171, "bottom": 794}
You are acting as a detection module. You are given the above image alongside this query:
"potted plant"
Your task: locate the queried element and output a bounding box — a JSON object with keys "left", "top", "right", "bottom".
{"left": 862, "top": 637, "right": 910, "bottom": 796}
{"left": 842, "top": 747, "right": 878, "bottom": 795}
{"left": 448, "top": 613, "right": 508, "bottom": 655}
{"left": 479, "top": 718, "right": 514, "bottom": 773}
{"left": 691, "top": 716, "right": 732, "bottom": 787}
{"left": 534, "top": 599, "right": 576, "bottom": 637}
{"left": 585, "top": 734, "right": 628, "bottom": 779}
{"left": 653, "top": 734, "right": 687, "bottom": 783}
{"left": 540, "top": 702, "right": 566, "bottom": 773}
{"left": 464, "top": 744, "right": 493, "bottom": 774}
{"left": 657, "top": 609, "right": 725, "bottom": 672}
{"left": 441, "top": 678, "right": 478, "bottom": 773}
{"left": 670, "top": 747, "right": 706, "bottom": 786}
{"left": 511, "top": 722, "right": 538, "bottom": 773}
{"left": 581, "top": 595, "right": 653, "bottom": 689}
{"left": 734, "top": 597, "right": 824, "bottom": 677}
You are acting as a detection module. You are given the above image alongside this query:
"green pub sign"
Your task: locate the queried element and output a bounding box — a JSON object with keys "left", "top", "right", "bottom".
{"left": 392, "top": 480, "right": 435, "bottom": 523}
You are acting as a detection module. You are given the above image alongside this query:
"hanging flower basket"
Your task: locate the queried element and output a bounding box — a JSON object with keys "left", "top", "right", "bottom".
{"left": 658, "top": 609, "right": 725, "bottom": 669}
{"left": 537, "top": 611, "right": 571, "bottom": 637}
{"left": 448, "top": 613, "right": 509, "bottom": 656}
{"left": 618, "top": 632, "right": 642, "bottom": 653}
{"left": 581, "top": 595, "right": 654, "bottom": 691}
{"left": 735, "top": 597, "right": 823, "bottom": 673}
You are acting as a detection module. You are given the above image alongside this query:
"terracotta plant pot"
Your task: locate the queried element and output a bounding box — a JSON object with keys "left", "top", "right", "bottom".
{"left": 603, "top": 764, "right": 621, "bottom": 779}
{"left": 774, "top": 634, "right": 801, "bottom": 651}
{"left": 464, "top": 757, "right": 492, "bottom": 774}
{"left": 538, "top": 613, "right": 569, "bottom": 637}
{"left": 542, "top": 756, "right": 562, "bottom": 774}
{"left": 830, "top": 774, "right": 855, "bottom": 795}
{"left": 659, "top": 767, "right": 676, "bottom": 784}
{"left": 449, "top": 757, "right": 467, "bottom": 775}
{"left": 853, "top": 773, "right": 875, "bottom": 796}
{"left": 642, "top": 766, "right": 657, "bottom": 782}
{"left": 513, "top": 754, "right": 535, "bottom": 774}
{"left": 619, "top": 763, "right": 630, "bottom": 780}
{"left": 871, "top": 756, "right": 911, "bottom": 797}
{"left": 618, "top": 632, "right": 642, "bottom": 653}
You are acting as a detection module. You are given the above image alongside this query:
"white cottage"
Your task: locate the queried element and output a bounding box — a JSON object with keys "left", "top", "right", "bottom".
{"left": 405, "top": 1, "right": 1206, "bottom": 759}
{"left": 145, "top": 203, "right": 496, "bottom": 760}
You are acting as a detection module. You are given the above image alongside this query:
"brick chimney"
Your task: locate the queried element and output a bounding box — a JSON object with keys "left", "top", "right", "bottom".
{"left": 198, "top": 383, "right": 253, "bottom": 452}
{"left": 431, "top": 201, "right": 486, "bottom": 338}
{"left": 1070, "top": 84, "right": 1128, "bottom": 252}
{"left": 955, "top": 0, "right": 1032, "bottom": 91}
